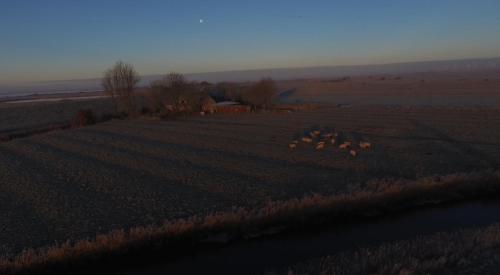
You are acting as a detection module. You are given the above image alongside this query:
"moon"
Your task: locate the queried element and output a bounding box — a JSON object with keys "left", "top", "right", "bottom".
{"left": 199, "top": 19, "right": 204, "bottom": 24}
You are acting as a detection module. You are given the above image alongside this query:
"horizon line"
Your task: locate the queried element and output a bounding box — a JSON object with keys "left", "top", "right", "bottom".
{"left": 4, "top": 55, "right": 500, "bottom": 86}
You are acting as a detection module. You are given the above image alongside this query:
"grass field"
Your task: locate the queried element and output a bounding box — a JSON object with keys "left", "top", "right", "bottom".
{"left": 1, "top": 103, "right": 500, "bottom": 258}
{"left": 0, "top": 99, "right": 112, "bottom": 140}
{"left": 0, "top": 74, "right": 500, "bottom": 274}
{"left": 277, "top": 73, "right": 500, "bottom": 106}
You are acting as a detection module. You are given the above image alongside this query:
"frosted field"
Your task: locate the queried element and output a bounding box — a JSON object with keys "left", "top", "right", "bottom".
{"left": 1, "top": 104, "right": 499, "bottom": 255}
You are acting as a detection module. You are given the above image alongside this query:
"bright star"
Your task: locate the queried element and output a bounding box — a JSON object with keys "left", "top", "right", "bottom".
{"left": 199, "top": 19, "right": 204, "bottom": 24}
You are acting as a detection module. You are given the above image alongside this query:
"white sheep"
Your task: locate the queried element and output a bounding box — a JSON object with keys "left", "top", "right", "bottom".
{"left": 339, "top": 142, "right": 351, "bottom": 150}
{"left": 302, "top": 137, "right": 313, "bottom": 143}
{"left": 316, "top": 142, "right": 325, "bottom": 150}
{"left": 359, "top": 141, "right": 372, "bottom": 150}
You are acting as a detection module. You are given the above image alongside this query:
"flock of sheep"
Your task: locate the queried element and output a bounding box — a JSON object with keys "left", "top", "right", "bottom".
{"left": 288, "top": 128, "right": 372, "bottom": 157}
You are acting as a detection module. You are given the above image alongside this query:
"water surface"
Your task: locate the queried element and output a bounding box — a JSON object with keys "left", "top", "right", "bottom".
{"left": 117, "top": 201, "right": 500, "bottom": 275}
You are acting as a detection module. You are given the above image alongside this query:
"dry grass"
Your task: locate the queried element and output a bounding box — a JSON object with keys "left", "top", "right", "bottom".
{"left": 1, "top": 170, "right": 500, "bottom": 274}
{"left": 281, "top": 223, "right": 500, "bottom": 275}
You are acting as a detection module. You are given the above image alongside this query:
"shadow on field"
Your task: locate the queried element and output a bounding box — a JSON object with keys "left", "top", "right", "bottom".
{"left": 76, "top": 127, "right": 385, "bottom": 178}
{"left": 408, "top": 119, "right": 499, "bottom": 168}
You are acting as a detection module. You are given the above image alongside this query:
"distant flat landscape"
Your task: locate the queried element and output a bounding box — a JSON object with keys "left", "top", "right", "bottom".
{"left": 0, "top": 70, "right": 499, "bottom": 274}
{"left": 1, "top": 57, "right": 499, "bottom": 98}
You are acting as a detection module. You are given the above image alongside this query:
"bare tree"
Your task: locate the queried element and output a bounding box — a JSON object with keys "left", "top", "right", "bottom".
{"left": 241, "top": 77, "right": 277, "bottom": 109}
{"left": 149, "top": 72, "right": 200, "bottom": 114}
{"left": 164, "top": 72, "right": 187, "bottom": 91}
{"left": 102, "top": 61, "right": 140, "bottom": 114}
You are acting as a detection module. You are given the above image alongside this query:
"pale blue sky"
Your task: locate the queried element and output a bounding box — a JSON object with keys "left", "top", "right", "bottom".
{"left": 1, "top": 0, "right": 500, "bottom": 83}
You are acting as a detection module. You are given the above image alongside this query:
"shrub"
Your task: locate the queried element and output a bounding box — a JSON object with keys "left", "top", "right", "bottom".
{"left": 241, "top": 78, "right": 277, "bottom": 109}
{"left": 71, "top": 110, "right": 96, "bottom": 128}
{"left": 145, "top": 88, "right": 164, "bottom": 113}
{"left": 147, "top": 72, "right": 202, "bottom": 116}
{"left": 200, "top": 95, "right": 217, "bottom": 114}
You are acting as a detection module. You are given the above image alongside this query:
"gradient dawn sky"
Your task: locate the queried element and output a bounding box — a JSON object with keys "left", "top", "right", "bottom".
{"left": 1, "top": 0, "right": 500, "bottom": 84}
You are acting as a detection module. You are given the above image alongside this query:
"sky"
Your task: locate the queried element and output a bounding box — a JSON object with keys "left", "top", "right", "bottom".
{"left": 1, "top": 0, "right": 500, "bottom": 84}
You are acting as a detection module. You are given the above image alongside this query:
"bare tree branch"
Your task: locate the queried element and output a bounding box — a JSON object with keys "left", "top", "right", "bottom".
{"left": 102, "top": 61, "right": 140, "bottom": 115}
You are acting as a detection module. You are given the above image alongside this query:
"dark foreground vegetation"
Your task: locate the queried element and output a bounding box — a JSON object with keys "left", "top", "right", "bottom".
{"left": 278, "top": 222, "right": 500, "bottom": 275}
{"left": 1, "top": 170, "right": 499, "bottom": 274}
